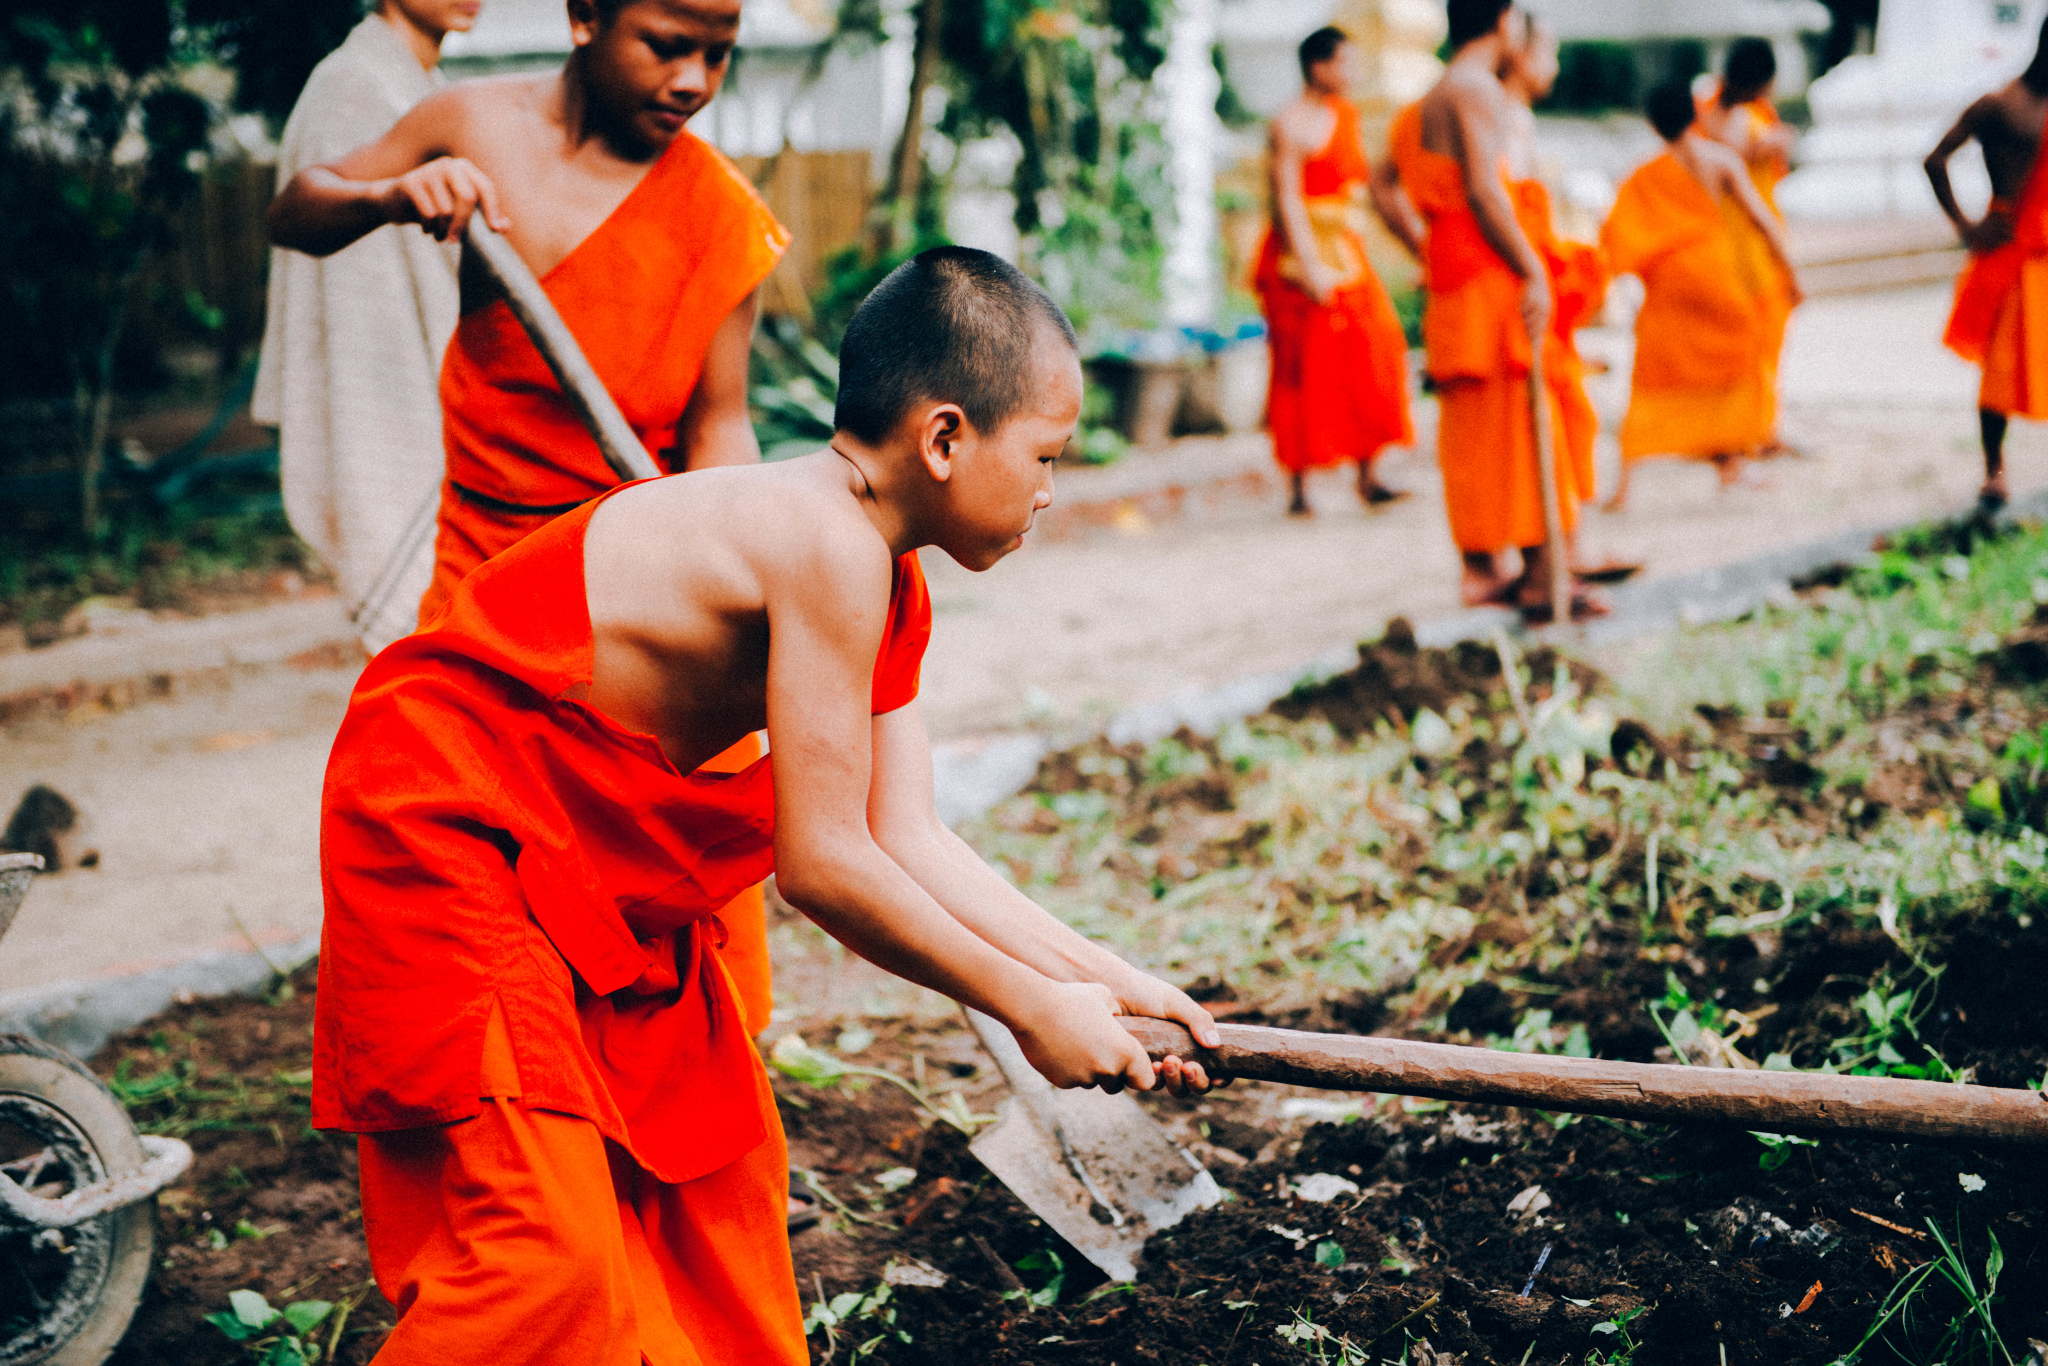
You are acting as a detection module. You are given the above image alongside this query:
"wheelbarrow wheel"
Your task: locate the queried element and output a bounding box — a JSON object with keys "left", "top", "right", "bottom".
{"left": 0, "top": 1035, "right": 156, "bottom": 1366}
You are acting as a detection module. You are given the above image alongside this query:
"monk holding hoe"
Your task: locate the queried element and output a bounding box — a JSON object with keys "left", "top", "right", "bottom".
{"left": 315, "top": 247, "right": 1221, "bottom": 1363}
{"left": 267, "top": 0, "right": 783, "bottom": 621}
{"left": 1927, "top": 15, "right": 2048, "bottom": 513}
{"left": 1257, "top": 25, "right": 1414, "bottom": 517}
{"left": 1393, "top": 0, "right": 1601, "bottom": 619}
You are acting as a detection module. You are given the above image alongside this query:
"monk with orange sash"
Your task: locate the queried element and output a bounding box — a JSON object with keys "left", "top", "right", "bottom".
{"left": 1256, "top": 26, "right": 1412, "bottom": 516}
{"left": 317, "top": 250, "right": 1222, "bottom": 1361}
{"left": 1928, "top": 17, "right": 2048, "bottom": 511}
{"left": 1385, "top": 0, "right": 1598, "bottom": 618}
{"left": 1600, "top": 83, "right": 1800, "bottom": 505}
{"left": 271, "top": 0, "right": 792, "bottom": 1129}
{"left": 1697, "top": 38, "right": 1799, "bottom": 454}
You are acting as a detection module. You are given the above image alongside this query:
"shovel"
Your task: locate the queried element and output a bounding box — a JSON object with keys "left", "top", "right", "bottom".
{"left": 964, "top": 1008, "right": 1222, "bottom": 1281}
{"left": 1121, "top": 1018, "right": 2048, "bottom": 1146}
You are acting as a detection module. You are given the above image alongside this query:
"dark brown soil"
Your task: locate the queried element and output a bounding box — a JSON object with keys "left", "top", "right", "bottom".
{"left": 91, "top": 967, "right": 395, "bottom": 1366}
{"left": 777, "top": 913, "right": 2048, "bottom": 1366}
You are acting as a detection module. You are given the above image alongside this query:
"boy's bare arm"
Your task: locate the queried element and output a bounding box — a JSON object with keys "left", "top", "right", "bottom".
{"left": 1449, "top": 87, "right": 1550, "bottom": 335}
{"left": 865, "top": 701, "right": 1221, "bottom": 1038}
{"left": 268, "top": 89, "right": 509, "bottom": 256}
{"left": 1271, "top": 114, "right": 1341, "bottom": 303}
{"left": 1713, "top": 147, "right": 1804, "bottom": 302}
{"left": 1926, "top": 99, "right": 2009, "bottom": 252}
{"left": 765, "top": 527, "right": 1163, "bottom": 1091}
{"left": 1368, "top": 156, "right": 1427, "bottom": 260}
{"left": 672, "top": 291, "right": 765, "bottom": 470}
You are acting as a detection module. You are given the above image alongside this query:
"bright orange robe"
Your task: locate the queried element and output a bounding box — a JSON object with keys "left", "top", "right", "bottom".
{"left": 1945, "top": 109, "right": 2048, "bottom": 419}
{"left": 420, "top": 131, "right": 788, "bottom": 622}
{"left": 318, "top": 480, "right": 932, "bottom": 1361}
{"left": 1601, "top": 146, "right": 1780, "bottom": 461}
{"left": 1255, "top": 96, "right": 1414, "bottom": 473}
{"left": 1387, "top": 103, "right": 1597, "bottom": 553}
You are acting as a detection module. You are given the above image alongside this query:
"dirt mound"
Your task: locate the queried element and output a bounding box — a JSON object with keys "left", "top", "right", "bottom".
{"left": 1270, "top": 617, "right": 1602, "bottom": 738}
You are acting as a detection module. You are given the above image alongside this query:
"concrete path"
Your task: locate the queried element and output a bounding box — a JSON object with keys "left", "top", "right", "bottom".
{"left": 2, "top": 284, "right": 2040, "bottom": 1036}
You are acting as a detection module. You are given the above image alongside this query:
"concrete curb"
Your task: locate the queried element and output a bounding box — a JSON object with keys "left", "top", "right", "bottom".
{"left": 12, "top": 491, "right": 2039, "bottom": 1063}
{"left": 0, "top": 933, "right": 320, "bottom": 1062}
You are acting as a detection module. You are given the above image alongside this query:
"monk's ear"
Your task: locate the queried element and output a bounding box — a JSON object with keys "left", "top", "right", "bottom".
{"left": 916, "top": 404, "right": 967, "bottom": 483}
{"left": 567, "top": 0, "right": 600, "bottom": 45}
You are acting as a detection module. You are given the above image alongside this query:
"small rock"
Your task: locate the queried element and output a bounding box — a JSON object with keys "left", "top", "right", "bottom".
{"left": 1507, "top": 1185, "right": 1551, "bottom": 1222}
{"left": 2, "top": 785, "right": 96, "bottom": 872}
{"left": 1292, "top": 1173, "right": 1361, "bottom": 1203}
{"left": 883, "top": 1258, "right": 948, "bottom": 1289}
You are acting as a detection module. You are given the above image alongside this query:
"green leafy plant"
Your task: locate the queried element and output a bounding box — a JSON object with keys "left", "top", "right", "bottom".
{"left": 206, "top": 1289, "right": 340, "bottom": 1365}
{"left": 1827, "top": 1221, "right": 2019, "bottom": 1366}
{"left": 803, "top": 1280, "right": 912, "bottom": 1363}
{"left": 1587, "top": 1305, "right": 1649, "bottom": 1365}
{"left": 1009, "top": 1246, "right": 1067, "bottom": 1307}
{"left": 769, "top": 1032, "right": 997, "bottom": 1134}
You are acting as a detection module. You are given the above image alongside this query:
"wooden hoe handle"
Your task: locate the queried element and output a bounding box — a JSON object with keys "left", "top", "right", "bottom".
{"left": 462, "top": 218, "right": 661, "bottom": 484}
{"left": 1122, "top": 1018, "right": 2048, "bottom": 1147}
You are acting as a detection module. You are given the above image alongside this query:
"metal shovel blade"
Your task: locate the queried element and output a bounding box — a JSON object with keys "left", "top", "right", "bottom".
{"left": 964, "top": 1008, "right": 1222, "bottom": 1282}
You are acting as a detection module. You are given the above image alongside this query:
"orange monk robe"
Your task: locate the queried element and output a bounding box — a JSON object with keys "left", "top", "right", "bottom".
{"left": 1945, "top": 108, "right": 2048, "bottom": 420}
{"left": 421, "top": 130, "right": 789, "bottom": 622}
{"left": 1255, "top": 96, "right": 1414, "bottom": 474}
{"left": 319, "top": 482, "right": 933, "bottom": 1363}
{"left": 1601, "top": 147, "right": 1780, "bottom": 462}
{"left": 1387, "top": 103, "right": 1595, "bottom": 554}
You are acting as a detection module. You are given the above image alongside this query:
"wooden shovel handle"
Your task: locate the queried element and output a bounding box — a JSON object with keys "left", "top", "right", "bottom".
{"left": 1122, "top": 1018, "right": 2048, "bottom": 1147}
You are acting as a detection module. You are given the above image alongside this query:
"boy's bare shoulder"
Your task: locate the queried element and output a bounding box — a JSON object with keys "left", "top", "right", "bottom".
{"left": 402, "top": 74, "right": 553, "bottom": 150}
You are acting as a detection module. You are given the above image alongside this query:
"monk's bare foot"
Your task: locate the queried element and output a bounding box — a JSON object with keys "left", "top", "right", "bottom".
{"left": 1288, "top": 473, "right": 1311, "bottom": 517}
{"left": 1356, "top": 464, "right": 1407, "bottom": 506}
{"left": 1460, "top": 569, "right": 1516, "bottom": 607}
{"left": 1519, "top": 585, "right": 1612, "bottom": 624}
{"left": 1759, "top": 438, "right": 1804, "bottom": 460}
{"left": 1979, "top": 475, "right": 2010, "bottom": 514}
{"left": 1714, "top": 454, "right": 1771, "bottom": 491}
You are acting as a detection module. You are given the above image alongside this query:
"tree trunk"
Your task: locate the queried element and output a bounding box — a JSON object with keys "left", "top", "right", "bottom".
{"left": 77, "top": 288, "right": 132, "bottom": 540}
{"left": 874, "top": 0, "right": 946, "bottom": 258}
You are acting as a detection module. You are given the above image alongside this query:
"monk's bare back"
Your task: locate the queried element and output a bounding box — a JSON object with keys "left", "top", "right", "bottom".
{"left": 1418, "top": 46, "right": 1550, "bottom": 335}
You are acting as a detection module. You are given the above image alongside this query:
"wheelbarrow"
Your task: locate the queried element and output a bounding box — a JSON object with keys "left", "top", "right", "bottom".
{"left": 0, "top": 854, "right": 192, "bottom": 1364}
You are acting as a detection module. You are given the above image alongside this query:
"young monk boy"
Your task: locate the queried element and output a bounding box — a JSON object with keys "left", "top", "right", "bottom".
{"left": 315, "top": 247, "right": 1221, "bottom": 1363}
{"left": 1385, "top": 0, "right": 1601, "bottom": 619}
{"left": 1256, "top": 25, "right": 1413, "bottom": 517}
{"left": 267, "top": 0, "right": 784, "bottom": 622}
{"left": 1601, "top": 83, "right": 1801, "bottom": 507}
{"left": 1927, "top": 14, "right": 2048, "bottom": 512}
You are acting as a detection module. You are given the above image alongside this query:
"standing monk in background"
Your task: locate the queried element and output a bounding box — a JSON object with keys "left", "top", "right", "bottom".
{"left": 1698, "top": 37, "right": 1798, "bottom": 456}
{"left": 1256, "top": 26, "right": 1413, "bottom": 517}
{"left": 1928, "top": 16, "right": 2048, "bottom": 512}
{"left": 253, "top": 0, "right": 482, "bottom": 654}
{"left": 1386, "top": 0, "right": 1598, "bottom": 618}
{"left": 1602, "top": 84, "right": 1800, "bottom": 507}
{"left": 267, "top": 0, "right": 793, "bottom": 1170}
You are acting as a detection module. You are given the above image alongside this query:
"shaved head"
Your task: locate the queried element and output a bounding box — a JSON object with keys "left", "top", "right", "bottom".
{"left": 835, "top": 247, "right": 1079, "bottom": 444}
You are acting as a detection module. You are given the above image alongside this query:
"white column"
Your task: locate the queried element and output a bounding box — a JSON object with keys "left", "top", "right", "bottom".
{"left": 1162, "top": 0, "right": 1221, "bottom": 330}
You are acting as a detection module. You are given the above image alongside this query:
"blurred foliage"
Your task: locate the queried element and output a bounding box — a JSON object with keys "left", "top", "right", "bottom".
{"left": 1210, "top": 42, "right": 1257, "bottom": 131}
{"left": 183, "top": 0, "right": 362, "bottom": 131}
{"left": 0, "top": 0, "right": 223, "bottom": 534}
{"left": 933, "top": 0, "right": 1174, "bottom": 341}
{"left": 1536, "top": 41, "right": 1639, "bottom": 115}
